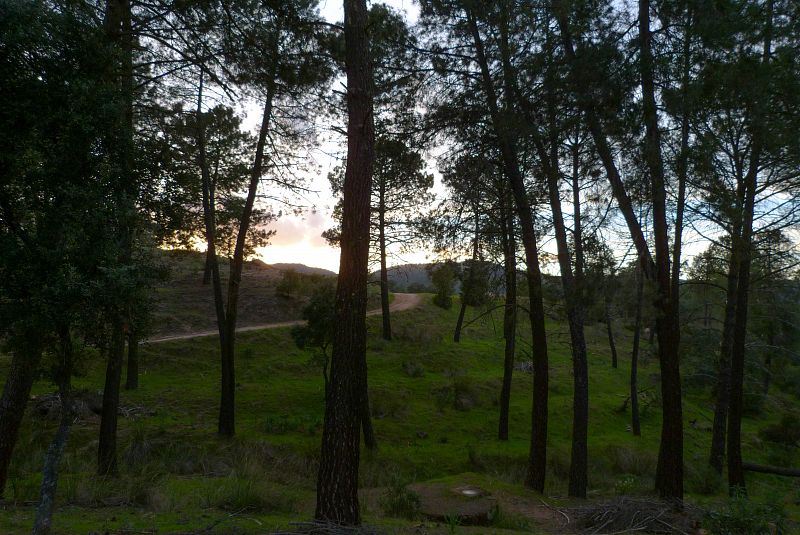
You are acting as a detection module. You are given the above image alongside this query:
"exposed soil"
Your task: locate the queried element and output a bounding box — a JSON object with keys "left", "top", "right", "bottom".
{"left": 147, "top": 293, "right": 423, "bottom": 343}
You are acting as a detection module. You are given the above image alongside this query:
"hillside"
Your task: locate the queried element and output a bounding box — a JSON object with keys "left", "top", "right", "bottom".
{"left": 150, "top": 250, "right": 335, "bottom": 338}
{"left": 0, "top": 296, "right": 796, "bottom": 533}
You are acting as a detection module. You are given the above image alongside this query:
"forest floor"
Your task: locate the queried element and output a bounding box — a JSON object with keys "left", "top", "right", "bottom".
{"left": 0, "top": 291, "right": 798, "bottom": 533}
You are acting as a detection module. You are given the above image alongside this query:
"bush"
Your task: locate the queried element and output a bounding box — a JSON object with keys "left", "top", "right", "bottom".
{"left": 686, "top": 462, "right": 722, "bottom": 495}
{"left": 379, "top": 477, "right": 421, "bottom": 520}
{"left": 429, "top": 262, "right": 456, "bottom": 309}
{"left": 705, "top": 495, "right": 786, "bottom": 535}
{"left": 607, "top": 445, "right": 656, "bottom": 476}
{"left": 759, "top": 413, "right": 800, "bottom": 446}
{"left": 402, "top": 360, "right": 425, "bottom": 378}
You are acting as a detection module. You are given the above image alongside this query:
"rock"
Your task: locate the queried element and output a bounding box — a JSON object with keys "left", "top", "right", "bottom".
{"left": 408, "top": 482, "right": 497, "bottom": 526}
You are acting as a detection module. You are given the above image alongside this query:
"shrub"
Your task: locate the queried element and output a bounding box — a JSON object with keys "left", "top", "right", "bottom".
{"left": 686, "top": 462, "right": 722, "bottom": 495}
{"left": 705, "top": 495, "right": 786, "bottom": 535}
{"left": 429, "top": 262, "right": 456, "bottom": 309}
{"left": 759, "top": 413, "right": 800, "bottom": 446}
{"left": 607, "top": 445, "right": 656, "bottom": 476}
{"left": 379, "top": 477, "right": 421, "bottom": 520}
{"left": 402, "top": 360, "right": 425, "bottom": 378}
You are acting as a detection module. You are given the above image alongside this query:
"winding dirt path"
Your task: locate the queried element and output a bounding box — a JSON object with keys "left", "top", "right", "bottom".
{"left": 146, "top": 292, "right": 423, "bottom": 344}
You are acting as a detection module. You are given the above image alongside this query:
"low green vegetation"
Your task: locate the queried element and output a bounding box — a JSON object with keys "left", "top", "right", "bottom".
{"left": 0, "top": 297, "right": 797, "bottom": 533}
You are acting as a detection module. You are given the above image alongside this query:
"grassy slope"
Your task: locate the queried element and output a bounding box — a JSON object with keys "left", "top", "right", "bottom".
{"left": 0, "top": 296, "right": 797, "bottom": 534}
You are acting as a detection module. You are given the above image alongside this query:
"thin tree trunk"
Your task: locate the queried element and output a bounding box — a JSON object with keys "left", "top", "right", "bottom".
{"left": 498, "top": 192, "right": 517, "bottom": 441}
{"left": 361, "top": 396, "right": 377, "bottom": 450}
{"left": 469, "top": 8, "right": 550, "bottom": 491}
{"left": 454, "top": 216, "right": 480, "bottom": 343}
{"left": 727, "top": 181, "right": 756, "bottom": 494}
{"left": 316, "top": 0, "right": 373, "bottom": 524}
{"left": 32, "top": 330, "right": 74, "bottom": 535}
{"left": 98, "top": 321, "right": 125, "bottom": 475}
{"left": 726, "top": 0, "right": 772, "bottom": 494}
{"left": 203, "top": 250, "right": 212, "bottom": 285}
{"left": 709, "top": 234, "right": 742, "bottom": 473}
{"left": 631, "top": 263, "right": 643, "bottom": 437}
{"left": 0, "top": 341, "right": 43, "bottom": 496}
{"left": 124, "top": 332, "right": 138, "bottom": 390}
{"left": 378, "top": 201, "right": 391, "bottom": 341}
{"left": 195, "top": 71, "right": 230, "bottom": 436}
{"left": 606, "top": 300, "right": 618, "bottom": 369}
{"left": 97, "top": 0, "right": 136, "bottom": 476}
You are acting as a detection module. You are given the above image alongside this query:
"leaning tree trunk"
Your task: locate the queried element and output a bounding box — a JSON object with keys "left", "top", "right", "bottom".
{"left": 498, "top": 192, "right": 517, "bottom": 441}
{"left": 0, "top": 341, "right": 43, "bottom": 496}
{"left": 125, "top": 332, "right": 138, "bottom": 390}
{"left": 470, "top": 8, "right": 550, "bottom": 491}
{"left": 315, "top": 0, "right": 373, "bottom": 524}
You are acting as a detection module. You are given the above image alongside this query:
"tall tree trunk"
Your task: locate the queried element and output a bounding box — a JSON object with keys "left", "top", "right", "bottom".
{"left": 97, "top": 0, "right": 136, "bottom": 476}
{"left": 378, "top": 188, "right": 391, "bottom": 341}
{"left": 98, "top": 321, "right": 125, "bottom": 475}
{"left": 726, "top": 0, "right": 772, "bottom": 494}
{"left": 315, "top": 0, "right": 373, "bottom": 524}
{"left": 0, "top": 340, "right": 43, "bottom": 497}
{"left": 498, "top": 192, "right": 517, "bottom": 441}
{"left": 638, "top": 0, "right": 684, "bottom": 499}
{"left": 125, "top": 332, "right": 138, "bottom": 390}
{"left": 195, "top": 70, "right": 231, "bottom": 436}
{"left": 469, "top": 8, "right": 550, "bottom": 491}
{"left": 709, "top": 230, "right": 742, "bottom": 473}
{"left": 727, "top": 179, "right": 756, "bottom": 494}
{"left": 541, "top": 73, "right": 589, "bottom": 497}
{"left": 32, "top": 330, "right": 74, "bottom": 535}
{"left": 631, "top": 263, "right": 643, "bottom": 436}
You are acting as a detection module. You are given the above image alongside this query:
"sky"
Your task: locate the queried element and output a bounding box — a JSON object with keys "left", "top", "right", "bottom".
{"left": 247, "top": 0, "right": 718, "bottom": 275}
{"left": 253, "top": 0, "right": 426, "bottom": 273}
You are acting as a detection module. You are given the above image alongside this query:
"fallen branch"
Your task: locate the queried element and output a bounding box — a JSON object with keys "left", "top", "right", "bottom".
{"left": 742, "top": 461, "right": 800, "bottom": 477}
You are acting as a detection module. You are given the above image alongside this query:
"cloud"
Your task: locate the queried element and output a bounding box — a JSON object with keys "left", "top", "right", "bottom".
{"left": 267, "top": 210, "right": 332, "bottom": 247}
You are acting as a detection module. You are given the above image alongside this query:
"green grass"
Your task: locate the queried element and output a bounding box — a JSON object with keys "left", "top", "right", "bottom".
{"left": 0, "top": 295, "right": 797, "bottom": 533}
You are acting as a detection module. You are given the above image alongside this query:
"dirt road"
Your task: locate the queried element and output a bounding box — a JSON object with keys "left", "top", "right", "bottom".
{"left": 146, "top": 292, "right": 423, "bottom": 344}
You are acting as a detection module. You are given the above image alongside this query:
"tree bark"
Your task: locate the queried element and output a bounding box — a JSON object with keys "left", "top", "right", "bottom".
{"left": 726, "top": 0, "right": 772, "bottom": 495}
{"left": 606, "top": 300, "right": 618, "bottom": 369}
{"left": 124, "top": 332, "right": 138, "bottom": 390}
{"left": 498, "top": 192, "right": 517, "bottom": 441}
{"left": 455, "top": 215, "right": 481, "bottom": 343}
{"left": 631, "top": 263, "right": 643, "bottom": 437}
{"left": 98, "top": 321, "right": 125, "bottom": 475}
{"left": 469, "top": 8, "right": 550, "bottom": 492}
{"left": 378, "top": 184, "right": 391, "bottom": 341}
{"left": 32, "top": 330, "right": 74, "bottom": 535}
{"left": 709, "top": 232, "right": 742, "bottom": 473}
{"left": 203, "top": 249, "right": 212, "bottom": 285}
{"left": 315, "top": 0, "right": 373, "bottom": 524}
{"left": 0, "top": 340, "right": 42, "bottom": 497}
